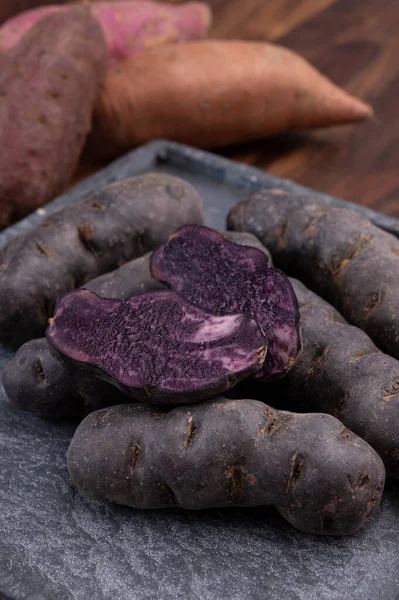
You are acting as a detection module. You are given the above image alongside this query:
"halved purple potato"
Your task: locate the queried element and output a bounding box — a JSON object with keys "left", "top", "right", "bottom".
{"left": 150, "top": 225, "right": 301, "bottom": 380}
{"left": 46, "top": 289, "right": 266, "bottom": 405}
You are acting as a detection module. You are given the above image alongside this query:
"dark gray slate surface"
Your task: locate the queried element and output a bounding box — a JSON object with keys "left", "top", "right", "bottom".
{"left": 1, "top": 141, "right": 399, "bottom": 600}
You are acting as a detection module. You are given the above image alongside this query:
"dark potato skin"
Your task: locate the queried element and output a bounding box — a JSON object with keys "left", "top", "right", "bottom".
{"left": 67, "top": 398, "right": 385, "bottom": 535}
{"left": 263, "top": 279, "right": 399, "bottom": 479}
{"left": 2, "top": 232, "right": 266, "bottom": 418}
{"left": 0, "top": 173, "right": 204, "bottom": 346}
{"left": 2, "top": 339, "right": 128, "bottom": 419}
{"left": 0, "top": 7, "right": 107, "bottom": 229}
{"left": 228, "top": 189, "right": 399, "bottom": 359}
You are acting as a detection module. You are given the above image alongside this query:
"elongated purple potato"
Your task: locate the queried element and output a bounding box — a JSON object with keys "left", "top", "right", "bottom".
{"left": 46, "top": 289, "right": 266, "bottom": 405}
{"left": 151, "top": 225, "right": 301, "bottom": 380}
{"left": 228, "top": 189, "right": 399, "bottom": 359}
{"left": 2, "top": 338, "right": 128, "bottom": 418}
{"left": 67, "top": 398, "right": 385, "bottom": 535}
{"left": 0, "top": 173, "right": 204, "bottom": 347}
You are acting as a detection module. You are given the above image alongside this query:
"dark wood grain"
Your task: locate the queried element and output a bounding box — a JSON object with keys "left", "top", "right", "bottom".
{"left": 76, "top": 0, "right": 399, "bottom": 219}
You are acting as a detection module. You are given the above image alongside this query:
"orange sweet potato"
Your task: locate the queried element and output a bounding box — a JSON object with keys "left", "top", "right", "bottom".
{"left": 87, "top": 40, "right": 373, "bottom": 159}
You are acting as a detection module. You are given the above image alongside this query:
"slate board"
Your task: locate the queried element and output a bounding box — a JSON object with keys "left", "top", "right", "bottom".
{"left": 1, "top": 140, "right": 399, "bottom": 600}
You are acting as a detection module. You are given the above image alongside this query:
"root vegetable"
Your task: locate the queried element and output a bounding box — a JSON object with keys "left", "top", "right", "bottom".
{"left": 46, "top": 290, "right": 266, "bottom": 405}
{"left": 2, "top": 338, "right": 128, "bottom": 418}
{"left": 87, "top": 40, "right": 373, "bottom": 159}
{"left": 0, "top": 6, "right": 107, "bottom": 230}
{"left": 151, "top": 225, "right": 301, "bottom": 380}
{"left": 67, "top": 398, "right": 385, "bottom": 535}
{"left": 0, "top": 173, "right": 204, "bottom": 346}
{"left": 228, "top": 190, "right": 399, "bottom": 359}
{"left": 0, "top": 2, "right": 211, "bottom": 64}
{"left": 262, "top": 279, "right": 399, "bottom": 479}
{"left": 3, "top": 231, "right": 266, "bottom": 417}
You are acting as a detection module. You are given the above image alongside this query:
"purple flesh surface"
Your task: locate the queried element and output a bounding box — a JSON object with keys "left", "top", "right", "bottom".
{"left": 150, "top": 225, "right": 301, "bottom": 380}
{"left": 46, "top": 289, "right": 266, "bottom": 404}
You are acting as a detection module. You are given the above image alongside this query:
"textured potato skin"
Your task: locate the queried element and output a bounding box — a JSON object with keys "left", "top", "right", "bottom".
{"left": 67, "top": 398, "right": 385, "bottom": 535}
{"left": 228, "top": 190, "right": 399, "bottom": 359}
{"left": 2, "top": 231, "right": 264, "bottom": 418}
{"left": 0, "top": 173, "right": 204, "bottom": 346}
{"left": 258, "top": 279, "right": 399, "bottom": 479}
{"left": 0, "top": 7, "right": 107, "bottom": 229}
{"left": 2, "top": 338, "right": 127, "bottom": 418}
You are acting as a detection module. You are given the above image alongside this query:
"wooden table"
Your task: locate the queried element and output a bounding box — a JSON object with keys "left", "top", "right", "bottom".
{"left": 77, "top": 0, "right": 399, "bottom": 220}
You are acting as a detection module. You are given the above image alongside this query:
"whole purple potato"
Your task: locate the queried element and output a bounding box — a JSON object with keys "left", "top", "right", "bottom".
{"left": 67, "top": 398, "right": 385, "bottom": 535}
{"left": 0, "top": 173, "right": 204, "bottom": 347}
{"left": 228, "top": 189, "right": 399, "bottom": 360}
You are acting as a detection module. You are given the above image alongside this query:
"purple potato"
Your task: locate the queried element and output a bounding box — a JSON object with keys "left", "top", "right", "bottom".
{"left": 150, "top": 224, "right": 301, "bottom": 380}
{"left": 2, "top": 338, "right": 128, "bottom": 418}
{"left": 3, "top": 231, "right": 269, "bottom": 419}
{"left": 227, "top": 189, "right": 399, "bottom": 360}
{"left": 46, "top": 289, "right": 266, "bottom": 405}
{"left": 67, "top": 398, "right": 385, "bottom": 535}
{"left": 0, "top": 173, "right": 204, "bottom": 347}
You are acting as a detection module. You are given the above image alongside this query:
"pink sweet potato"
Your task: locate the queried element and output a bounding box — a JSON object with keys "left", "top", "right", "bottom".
{"left": 0, "top": 7, "right": 107, "bottom": 229}
{"left": 86, "top": 40, "right": 373, "bottom": 159}
{"left": 0, "top": 1, "right": 64, "bottom": 26}
{"left": 0, "top": 1, "right": 212, "bottom": 64}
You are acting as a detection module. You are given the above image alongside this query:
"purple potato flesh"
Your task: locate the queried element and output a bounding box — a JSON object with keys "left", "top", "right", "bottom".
{"left": 46, "top": 289, "right": 266, "bottom": 405}
{"left": 150, "top": 224, "right": 301, "bottom": 380}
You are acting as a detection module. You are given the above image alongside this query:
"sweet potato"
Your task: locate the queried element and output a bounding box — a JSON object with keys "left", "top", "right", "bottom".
{"left": 87, "top": 40, "right": 373, "bottom": 159}
{"left": 259, "top": 279, "right": 399, "bottom": 479}
{"left": 0, "top": 7, "right": 107, "bottom": 230}
{"left": 0, "top": 2, "right": 212, "bottom": 64}
{"left": 0, "top": 1, "right": 63, "bottom": 25}
{"left": 0, "top": 173, "right": 204, "bottom": 346}
{"left": 228, "top": 190, "right": 399, "bottom": 359}
{"left": 2, "top": 338, "right": 128, "bottom": 418}
{"left": 67, "top": 398, "right": 385, "bottom": 535}
{"left": 151, "top": 225, "right": 301, "bottom": 380}
{"left": 46, "top": 289, "right": 266, "bottom": 405}
{"left": 2, "top": 232, "right": 270, "bottom": 418}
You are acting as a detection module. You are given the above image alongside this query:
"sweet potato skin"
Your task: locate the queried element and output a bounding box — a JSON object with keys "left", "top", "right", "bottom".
{"left": 0, "top": 1, "right": 63, "bottom": 25}
{"left": 0, "top": 173, "right": 204, "bottom": 346}
{"left": 228, "top": 190, "right": 399, "bottom": 359}
{"left": 2, "top": 231, "right": 265, "bottom": 418}
{"left": 67, "top": 398, "right": 385, "bottom": 535}
{"left": 88, "top": 40, "right": 372, "bottom": 159}
{"left": 0, "top": 2, "right": 212, "bottom": 64}
{"left": 2, "top": 338, "right": 128, "bottom": 418}
{"left": 0, "top": 7, "right": 107, "bottom": 230}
